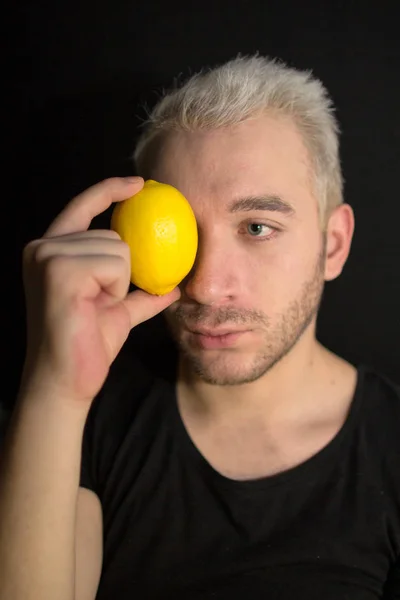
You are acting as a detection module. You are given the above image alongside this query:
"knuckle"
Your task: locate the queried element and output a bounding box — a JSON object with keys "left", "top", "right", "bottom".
{"left": 102, "top": 176, "right": 124, "bottom": 189}
{"left": 42, "top": 254, "right": 73, "bottom": 286}
{"left": 118, "top": 240, "right": 131, "bottom": 262}
{"left": 116, "top": 238, "right": 129, "bottom": 251}
{"left": 22, "top": 239, "right": 41, "bottom": 263}
{"left": 113, "top": 253, "right": 129, "bottom": 273}
{"left": 105, "top": 236, "right": 129, "bottom": 254}
{"left": 31, "top": 241, "right": 54, "bottom": 263}
{"left": 103, "top": 229, "right": 121, "bottom": 240}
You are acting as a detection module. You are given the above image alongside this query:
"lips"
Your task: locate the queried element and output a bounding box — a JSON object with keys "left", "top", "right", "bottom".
{"left": 188, "top": 327, "right": 248, "bottom": 337}
{"left": 185, "top": 327, "right": 250, "bottom": 349}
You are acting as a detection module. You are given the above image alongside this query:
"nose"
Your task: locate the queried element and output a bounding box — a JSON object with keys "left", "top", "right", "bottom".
{"left": 182, "top": 232, "right": 239, "bottom": 305}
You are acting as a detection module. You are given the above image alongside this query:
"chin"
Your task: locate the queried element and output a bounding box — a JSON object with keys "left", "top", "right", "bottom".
{"left": 180, "top": 348, "right": 275, "bottom": 386}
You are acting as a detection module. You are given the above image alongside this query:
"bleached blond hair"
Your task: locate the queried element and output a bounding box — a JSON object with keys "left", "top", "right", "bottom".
{"left": 133, "top": 53, "right": 343, "bottom": 230}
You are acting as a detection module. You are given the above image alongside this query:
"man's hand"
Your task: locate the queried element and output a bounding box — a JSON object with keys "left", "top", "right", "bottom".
{"left": 20, "top": 177, "right": 180, "bottom": 404}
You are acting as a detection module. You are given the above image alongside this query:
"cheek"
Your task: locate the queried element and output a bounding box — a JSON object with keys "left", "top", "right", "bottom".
{"left": 247, "top": 242, "right": 296, "bottom": 283}
{"left": 250, "top": 238, "right": 318, "bottom": 307}
{"left": 270, "top": 228, "right": 321, "bottom": 276}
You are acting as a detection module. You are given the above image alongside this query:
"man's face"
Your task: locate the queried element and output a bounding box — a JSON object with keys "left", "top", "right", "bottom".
{"left": 151, "top": 114, "right": 328, "bottom": 385}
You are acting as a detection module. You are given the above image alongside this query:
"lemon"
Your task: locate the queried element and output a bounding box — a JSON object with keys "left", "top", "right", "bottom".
{"left": 111, "top": 179, "right": 198, "bottom": 295}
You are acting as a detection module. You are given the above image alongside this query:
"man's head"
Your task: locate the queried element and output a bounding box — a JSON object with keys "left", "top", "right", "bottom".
{"left": 133, "top": 54, "right": 354, "bottom": 385}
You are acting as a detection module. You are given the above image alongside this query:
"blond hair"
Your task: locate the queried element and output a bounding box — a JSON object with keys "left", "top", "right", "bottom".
{"left": 134, "top": 53, "right": 343, "bottom": 230}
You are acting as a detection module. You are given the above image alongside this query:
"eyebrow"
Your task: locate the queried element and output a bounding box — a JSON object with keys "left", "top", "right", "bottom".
{"left": 229, "top": 195, "right": 296, "bottom": 217}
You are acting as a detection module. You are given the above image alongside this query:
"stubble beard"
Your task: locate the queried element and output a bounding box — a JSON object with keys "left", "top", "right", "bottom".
{"left": 165, "top": 241, "right": 327, "bottom": 386}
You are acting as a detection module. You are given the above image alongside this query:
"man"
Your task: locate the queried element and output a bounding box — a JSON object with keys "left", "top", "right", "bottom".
{"left": 0, "top": 54, "right": 399, "bottom": 599}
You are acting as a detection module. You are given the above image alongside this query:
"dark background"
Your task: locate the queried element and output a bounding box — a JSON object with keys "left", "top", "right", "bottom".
{"left": 4, "top": 1, "right": 400, "bottom": 412}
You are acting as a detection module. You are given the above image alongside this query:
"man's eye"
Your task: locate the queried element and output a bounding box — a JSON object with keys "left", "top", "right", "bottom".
{"left": 246, "top": 223, "right": 274, "bottom": 237}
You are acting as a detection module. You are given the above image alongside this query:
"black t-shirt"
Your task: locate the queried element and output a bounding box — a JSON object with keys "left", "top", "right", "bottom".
{"left": 80, "top": 352, "right": 400, "bottom": 599}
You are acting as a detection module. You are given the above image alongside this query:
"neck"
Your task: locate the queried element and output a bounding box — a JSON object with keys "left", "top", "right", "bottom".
{"left": 177, "top": 329, "right": 334, "bottom": 428}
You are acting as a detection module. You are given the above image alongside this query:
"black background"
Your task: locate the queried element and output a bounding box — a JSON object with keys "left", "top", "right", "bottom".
{"left": 4, "top": 1, "right": 400, "bottom": 409}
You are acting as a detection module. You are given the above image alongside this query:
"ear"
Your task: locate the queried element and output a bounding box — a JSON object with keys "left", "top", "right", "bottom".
{"left": 324, "top": 203, "right": 355, "bottom": 282}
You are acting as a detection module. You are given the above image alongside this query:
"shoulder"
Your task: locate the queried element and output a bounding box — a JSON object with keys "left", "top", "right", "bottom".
{"left": 359, "top": 363, "right": 400, "bottom": 419}
{"left": 356, "top": 364, "right": 400, "bottom": 475}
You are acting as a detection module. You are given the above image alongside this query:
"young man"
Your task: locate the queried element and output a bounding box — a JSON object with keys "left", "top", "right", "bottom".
{"left": 1, "top": 54, "right": 399, "bottom": 599}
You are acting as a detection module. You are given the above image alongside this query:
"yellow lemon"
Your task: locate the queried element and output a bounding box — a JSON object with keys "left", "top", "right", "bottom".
{"left": 111, "top": 179, "right": 198, "bottom": 295}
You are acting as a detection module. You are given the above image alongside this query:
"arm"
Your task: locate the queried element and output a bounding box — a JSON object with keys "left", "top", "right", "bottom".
{"left": 0, "top": 391, "right": 90, "bottom": 600}
{"left": 0, "top": 177, "right": 179, "bottom": 600}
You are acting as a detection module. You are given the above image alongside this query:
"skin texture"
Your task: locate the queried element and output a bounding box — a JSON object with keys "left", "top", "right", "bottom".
{"left": 149, "top": 113, "right": 356, "bottom": 479}
{"left": 152, "top": 116, "right": 353, "bottom": 373}
{"left": 151, "top": 115, "right": 356, "bottom": 479}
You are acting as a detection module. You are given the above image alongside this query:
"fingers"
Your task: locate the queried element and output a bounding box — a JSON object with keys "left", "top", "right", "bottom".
{"left": 47, "top": 230, "right": 122, "bottom": 241}
{"left": 43, "top": 254, "right": 131, "bottom": 304}
{"left": 23, "top": 232, "right": 132, "bottom": 305}
{"left": 25, "top": 236, "right": 130, "bottom": 264}
{"left": 44, "top": 177, "right": 144, "bottom": 238}
{"left": 123, "top": 288, "right": 181, "bottom": 328}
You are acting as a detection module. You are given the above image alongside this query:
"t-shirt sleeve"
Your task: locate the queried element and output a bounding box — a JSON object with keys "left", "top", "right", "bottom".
{"left": 366, "top": 370, "right": 400, "bottom": 598}
{"left": 79, "top": 394, "right": 98, "bottom": 493}
{"left": 78, "top": 350, "right": 155, "bottom": 498}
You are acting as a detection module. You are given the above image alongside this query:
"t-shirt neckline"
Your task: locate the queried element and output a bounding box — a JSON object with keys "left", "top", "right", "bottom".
{"left": 169, "top": 363, "right": 367, "bottom": 491}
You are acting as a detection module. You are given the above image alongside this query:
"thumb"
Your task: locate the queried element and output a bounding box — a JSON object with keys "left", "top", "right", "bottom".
{"left": 123, "top": 287, "right": 181, "bottom": 328}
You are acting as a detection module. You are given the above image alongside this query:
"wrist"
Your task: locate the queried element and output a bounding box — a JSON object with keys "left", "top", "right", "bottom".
{"left": 17, "top": 371, "right": 94, "bottom": 416}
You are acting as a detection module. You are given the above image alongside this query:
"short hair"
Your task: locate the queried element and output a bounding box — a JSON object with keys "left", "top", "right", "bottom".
{"left": 133, "top": 53, "right": 343, "bottom": 230}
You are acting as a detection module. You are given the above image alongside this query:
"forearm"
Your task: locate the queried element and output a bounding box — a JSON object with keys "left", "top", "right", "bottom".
{"left": 0, "top": 390, "right": 90, "bottom": 600}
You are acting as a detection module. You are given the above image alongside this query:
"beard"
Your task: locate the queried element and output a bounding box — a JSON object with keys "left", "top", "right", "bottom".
{"left": 164, "top": 239, "right": 327, "bottom": 386}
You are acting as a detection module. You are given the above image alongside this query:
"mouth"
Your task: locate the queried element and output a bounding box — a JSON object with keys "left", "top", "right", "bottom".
{"left": 185, "top": 327, "right": 250, "bottom": 349}
{"left": 189, "top": 327, "right": 247, "bottom": 336}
